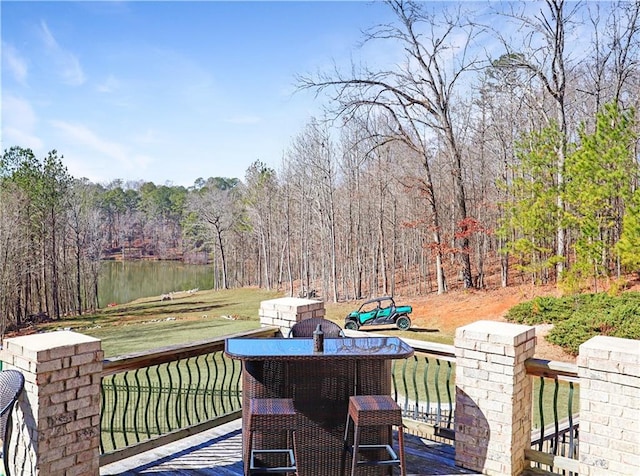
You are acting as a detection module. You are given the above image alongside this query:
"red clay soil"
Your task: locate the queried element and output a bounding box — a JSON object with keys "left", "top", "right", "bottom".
{"left": 405, "top": 284, "right": 575, "bottom": 362}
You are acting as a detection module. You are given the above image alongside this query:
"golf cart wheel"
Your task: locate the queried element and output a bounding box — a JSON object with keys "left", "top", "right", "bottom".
{"left": 345, "top": 320, "right": 360, "bottom": 331}
{"left": 396, "top": 315, "right": 411, "bottom": 330}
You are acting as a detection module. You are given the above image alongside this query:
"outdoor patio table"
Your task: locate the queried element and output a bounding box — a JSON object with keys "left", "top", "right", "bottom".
{"left": 225, "top": 336, "right": 414, "bottom": 475}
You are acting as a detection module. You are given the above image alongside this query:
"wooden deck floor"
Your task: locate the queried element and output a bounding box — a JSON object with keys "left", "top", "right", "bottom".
{"left": 100, "top": 419, "right": 480, "bottom": 476}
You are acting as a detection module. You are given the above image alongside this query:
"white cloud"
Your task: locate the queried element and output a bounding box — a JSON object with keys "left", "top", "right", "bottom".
{"left": 39, "top": 20, "right": 86, "bottom": 86}
{"left": 97, "top": 74, "right": 121, "bottom": 93}
{"left": 50, "top": 120, "right": 134, "bottom": 170}
{"left": 46, "top": 121, "right": 159, "bottom": 184}
{"left": 2, "top": 95, "right": 37, "bottom": 131}
{"left": 2, "top": 127, "right": 44, "bottom": 152}
{"left": 2, "top": 43, "right": 28, "bottom": 85}
{"left": 1, "top": 95, "right": 43, "bottom": 151}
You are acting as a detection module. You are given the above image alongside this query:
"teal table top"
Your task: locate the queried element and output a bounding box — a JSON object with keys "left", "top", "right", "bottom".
{"left": 225, "top": 336, "right": 413, "bottom": 361}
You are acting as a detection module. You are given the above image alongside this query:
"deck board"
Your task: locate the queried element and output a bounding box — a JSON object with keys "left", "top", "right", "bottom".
{"left": 100, "top": 419, "right": 480, "bottom": 476}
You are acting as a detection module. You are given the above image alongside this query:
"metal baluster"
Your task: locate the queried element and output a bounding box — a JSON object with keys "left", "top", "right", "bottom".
{"left": 144, "top": 366, "right": 152, "bottom": 439}
{"left": 408, "top": 356, "right": 418, "bottom": 419}
{"left": 203, "top": 353, "right": 212, "bottom": 419}
{"left": 155, "top": 365, "right": 163, "bottom": 434}
{"left": 553, "top": 378, "right": 560, "bottom": 456}
{"left": 185, "top": 358, "right": 193, "bottom": 427}
{"left": 212, "top": 353, "right": 221, "bottom": 417}
{"left": 220, "top": 352, "right": 229, "bottom": 415}
{"left": 165, "top": 362, "right": 173, "bottom": 432}
{"left": 538, "top": 377, "right": 545, "bottom": 453}
{"left": 435, "top": 359, "right": 442, "bottom": 426}
{"left": 423, "top": 358, "right": 431, "bottom": 424}
{"left": 445, "top": 361, "right": 453, "bottom": 429}
{"left": 122, "top": 372, "right": 131, "bottom": 446}
{"left": 133, "top": 369, "right": 142, "bottom": 443}
{"left": 108, "top": 376, "right": 118, "bottom": 450}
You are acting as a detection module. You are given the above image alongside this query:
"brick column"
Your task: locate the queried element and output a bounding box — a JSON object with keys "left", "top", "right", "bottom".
{"left": 0, "top": 331, "right": 103, "bottom": 476}
{"left": 577, "top": 336, "right": 640, "bottom": 475}
{"left": 454, "top": 320, "right": 536, "bottom": 476}
{"left": 258, "top": 297, "right": 325, "bottom": 335}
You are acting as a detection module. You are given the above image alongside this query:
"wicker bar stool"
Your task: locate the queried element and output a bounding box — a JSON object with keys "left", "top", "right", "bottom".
{"left": 343, "top": 395, "right": 406, "bottom": 476}
{"left": 247, "top": 398, "right": 298, "bottom": 475}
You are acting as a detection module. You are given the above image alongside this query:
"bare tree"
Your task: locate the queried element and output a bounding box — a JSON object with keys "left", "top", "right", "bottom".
{"left": 66, "top": 179, "right": 100, "bottom": 315}
{"left": 580, "top": 1, "right": 640, "bottom": 116}
{"left": 603, "top": 1, "right": 638, "bottom": 108}
{"left": 303, "top": 121, "right": 340, "bottom": 302}
{"left": 335, "top": 117, "right": 374, "bottom": 299}
{"left": 298, "top": 0, "right": 487, "bottom": 292}
{"left": 187, "top": 180, "right": 239, "bottom": 289}
{"left": 244, "top": 161, "right": 279, "bottom": 290}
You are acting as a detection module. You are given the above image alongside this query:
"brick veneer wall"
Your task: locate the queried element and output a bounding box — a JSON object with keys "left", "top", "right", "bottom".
{"left": 578, "top": 335, "right": 640, "bottom": 475}
{"left": 0, "top": 331, "right": 103, "bottom": 476}
{"left": 454, "top": 320, "right": 536, "bottom": 476}
{"left": 258, "top": 297, "right": 325, "bottom": 335}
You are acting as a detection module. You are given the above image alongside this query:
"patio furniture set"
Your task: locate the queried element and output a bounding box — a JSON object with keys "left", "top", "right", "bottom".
{"left": 225, "top": 318, "right": 414, "bottom": 476}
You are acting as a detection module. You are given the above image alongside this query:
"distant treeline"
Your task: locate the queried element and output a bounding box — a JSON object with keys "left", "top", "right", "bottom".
{"left": 2, "top": 1, "right": 640, "bottom": 335}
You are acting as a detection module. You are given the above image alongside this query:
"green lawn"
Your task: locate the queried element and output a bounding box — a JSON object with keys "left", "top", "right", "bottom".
{"left": 44, "top": 287, "right": 282, "bottom": 356}
{"left": 44, "top": 288, "right": 453, "bottom": 357}
{"left": 86, "top": 318, "right": 261, "bottom": 356}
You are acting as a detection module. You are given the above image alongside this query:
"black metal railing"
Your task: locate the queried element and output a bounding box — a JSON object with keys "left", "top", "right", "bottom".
{"left": 525, "top": 358, "right": 580, "bottom": 475}
{"left": 99, "top": 327, "right": 279, "bottom": 465}
{"left": 390, "top": 338, "right": 456, "bottom": 441}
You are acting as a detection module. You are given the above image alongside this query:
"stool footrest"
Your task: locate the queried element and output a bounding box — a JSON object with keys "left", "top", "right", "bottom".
{"left": 250, "top": 449, "right": 296, "bottom": 473}
{"left": 349, "top": 444, "right": 400, "bottom": 466}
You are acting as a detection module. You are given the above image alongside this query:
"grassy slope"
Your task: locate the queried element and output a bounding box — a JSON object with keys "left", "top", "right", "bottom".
{"left": 37, "top": 288, "right": 457, "bottom": 357}
{"left": 41, "top": 288, "right": 280, "bottom": 356}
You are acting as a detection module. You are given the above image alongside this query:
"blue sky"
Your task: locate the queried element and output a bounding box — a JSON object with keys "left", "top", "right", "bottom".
{"left": 2, "top": 1, "right": 396, "bottom": 187}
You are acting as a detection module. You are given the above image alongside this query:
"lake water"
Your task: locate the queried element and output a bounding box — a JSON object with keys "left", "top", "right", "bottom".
{"left": 98, "top": 261, "right": 215, "bottom": 307}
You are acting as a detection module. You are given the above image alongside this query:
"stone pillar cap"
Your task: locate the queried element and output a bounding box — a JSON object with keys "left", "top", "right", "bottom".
{"left": 4, "top": 330, "right": 99, "bottom": 350}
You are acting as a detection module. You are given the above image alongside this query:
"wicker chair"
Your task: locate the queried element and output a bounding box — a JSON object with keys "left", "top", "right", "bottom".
{"left": 288, "top": 317, "right": 344, "bottom": 338}
{"left": 0, "top": 370, "right": 25, "bottom": 476}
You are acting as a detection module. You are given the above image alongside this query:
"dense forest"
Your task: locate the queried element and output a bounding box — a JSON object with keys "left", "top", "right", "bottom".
{"left": 1, "top": 1, "right": 640, "bottom": 334}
